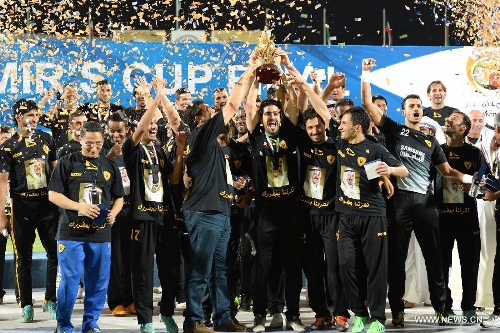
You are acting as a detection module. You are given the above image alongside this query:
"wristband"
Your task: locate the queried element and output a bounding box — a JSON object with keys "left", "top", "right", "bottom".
{"left": 286, "top": 61, "right": 294, "bottom": 69}
{"left": 361, "top": 70, "right": 371, "bottom": 83}
{"left": 462, "top": 174, "right": 473, "bottom": 184}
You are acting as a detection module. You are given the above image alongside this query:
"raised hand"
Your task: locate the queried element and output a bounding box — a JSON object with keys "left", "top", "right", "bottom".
{"left": 328, "top": 72, "right": 346, "bottom": 88}
{"left": 134, "top": 76, "right": 151, "bottom": 96}
{"left": 273, "top": 47, "right": 291, "bottom": 67}
{"left": 152, "top": 76, "right": 167, "bottom": 95}
{"left": 175, "top": 131, "right": 187, "bottom": 151}
{"left": 362, "top": 58, "right": 376, "bottom": 71}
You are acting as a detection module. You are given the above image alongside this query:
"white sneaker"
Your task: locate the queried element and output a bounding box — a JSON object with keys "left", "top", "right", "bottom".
{"left": 481, "top": 313, "right": 500, "bottom": 328}
{"left": 253, "top": 315, "right": 266, "bottom": 332}
{"left": 286, "top": 316, "right": 306, "bottom": 332}
{"left": 76, "top": 286, "right": 84, "bottom": 299}
{"left": 269, "top": 313, "right": 283, "bottom": 328}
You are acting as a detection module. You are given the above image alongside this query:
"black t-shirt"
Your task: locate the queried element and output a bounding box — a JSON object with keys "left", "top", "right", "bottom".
{"left": 298, "top": 118, "right": 339, "bottom": 214}
{"left": 102, "top": 138, "right": 131, "bottom": 206}
{"left": 123, "top": 137, "right": 173, "bottom": 221}
{"left": 249, "top": 117, "right": 300, "bottom": 206}
{"left": 48, "top": 152, "right": 124, "bottom": 242}
{"left": 379, "top": 115, "right": 448, "bottom": 194}
{"left": 224, "top": 139, "right": 253, "bottom": 198}
{"left": 0, "top": 131, "right": 56, "bottom": 199}
{"left": 57, "top": 139, "right": 81, "bottom": 159}
{"left": 335, "top": 138, "right": 402, "bottom": 216}
{"left": 436, "top": 144, "right": 483, "bottom": 214}
{"left": 423, "top": 106, "right": 457, "bottom": 126}
{"left": 77, "top": 103, "right": 124, "bottom": 124}
{"left": 183, "top": 112, "right": 234, "bottom": 215}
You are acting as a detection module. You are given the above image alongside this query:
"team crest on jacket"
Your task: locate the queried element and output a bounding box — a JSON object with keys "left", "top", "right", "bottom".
{"left": 327, "top": 155, "right": 335, "bottom": 164}
{"left": 358, "top": 157, "right": 366, "bottom": 166}
{"left": 42, "top": 144, "right": 49, "bottom": 154}
{"left": 464, "top": 161, "right": 472, "bottom": 170}
{"left": 58, "top": 243, "right": 65, "bottom": 253}
{"left": 103, "top": 170, "right": 111, "bottom": 181}
{"left": 234, "top": 160, "right": 241, "bottom": 169}
{"left": 424, "top": 140, "right": 432, "bottom": 148}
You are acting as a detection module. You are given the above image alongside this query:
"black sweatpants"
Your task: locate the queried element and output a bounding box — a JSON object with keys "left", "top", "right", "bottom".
{"left": 252, "top": 204, "right": 302, "bottom": 321}
{"left": 129, "top": 214, "right": 181, "bottom": 323}
{"left": 439, "top": 208, "right": 480, "bottom": 311}
{"left": 337, "top": 213, "right": 387, "bottom": 323}
{"left": 11, "top": 198, "right": 58, "bottom": 307}
{"left": 107, "top": 207, "right": 134, "bottom": 310}
{"left": 303, "top": 212, "right": 349, "bottom": 318}
{"left": 387, "top": 191, "right": 447, "bottom": 315}
{"left": 239, "top": 205, "right": 255, "bottom": 301}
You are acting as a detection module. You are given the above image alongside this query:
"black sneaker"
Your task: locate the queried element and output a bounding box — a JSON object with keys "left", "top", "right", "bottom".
{"left": 391, "top": 311, "right": 404, "bottom": 328}
{"left": 253, "top": 315, "right": 266, "bottom": 333}
{"left": 436, "top": 311, "right": 448, "bottom": 326}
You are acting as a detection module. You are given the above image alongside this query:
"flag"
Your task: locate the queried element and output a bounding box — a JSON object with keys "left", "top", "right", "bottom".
{"left": 88, "top": 9, "right": 94, "bottom": 42}
{"left": 444, "top": 22, "right": 450, "bottom": 46}
{"left": 385, "top": 21, "right": 393, "bottom": 46}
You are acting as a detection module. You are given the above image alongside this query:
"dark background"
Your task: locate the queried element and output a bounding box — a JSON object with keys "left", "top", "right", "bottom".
{"left": 3, "top": 0, "right": 466, "bottom": 46}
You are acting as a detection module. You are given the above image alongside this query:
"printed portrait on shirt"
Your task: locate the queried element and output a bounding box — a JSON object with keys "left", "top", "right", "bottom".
{"left": 143, "top": 168, "right": 163, "bottom": 202}
{"left": 443, "top": 179, "right": 464, "bottom": 204}
{"left": 78, "top": 183, "right": 103, "bottom": 216}
{"left": 304, "top": 165, "right": 325, "bottom": 200}
{"left": 119, "top": 166, "right": 130, "bottom": 195}
{"left": 266, "top": 155, "right": 289, "bottom": 188}
{"left": 25, "top": 158, "right": 47, "bottom": 190}
{"left": 340, "top": 166, "right": 360, "bottom": 200}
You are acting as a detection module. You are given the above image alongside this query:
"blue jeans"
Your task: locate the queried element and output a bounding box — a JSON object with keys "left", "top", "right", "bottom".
{"left": 183, "top": 210, "right": 231, "bottom": 326}
{"left": 56, "top": 240, "right": 111, "bottom": 333}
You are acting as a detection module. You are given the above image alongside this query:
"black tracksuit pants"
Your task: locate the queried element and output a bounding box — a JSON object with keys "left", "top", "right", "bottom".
{"left": 387, "top": 191, "right": 447, "bottom": 315}
{"left": 303, "top": 212, "right": 349, "bottom": 318}
{"left": 337, "top": 213, "right": 387, "bottom": 323}
{"left": 439, "top": 207, "right": 480, "bottom": 312}
{"left": 11, "top": 198, "right": 58, "bottom": 307}
{"left": 252, "top": 204, "right": 302, "bottom": 321}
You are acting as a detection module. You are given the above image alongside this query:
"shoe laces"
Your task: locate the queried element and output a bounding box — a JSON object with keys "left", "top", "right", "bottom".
{"left": 335, "top": 316, "right": 347, "bottom": 326}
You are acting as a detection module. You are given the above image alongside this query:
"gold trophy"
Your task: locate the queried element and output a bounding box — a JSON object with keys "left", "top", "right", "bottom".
{"left": 255, "top": 28, "right": 281, "bottom": 84}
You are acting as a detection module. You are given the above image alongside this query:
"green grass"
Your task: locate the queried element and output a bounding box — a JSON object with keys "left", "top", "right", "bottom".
{"left": 5, "top": 235, "right": 45, "bottom": 253}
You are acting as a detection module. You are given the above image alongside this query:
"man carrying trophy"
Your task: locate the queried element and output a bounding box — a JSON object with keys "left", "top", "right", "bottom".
{"left": 246, "top": 29, "right": 306, "bottom": 333}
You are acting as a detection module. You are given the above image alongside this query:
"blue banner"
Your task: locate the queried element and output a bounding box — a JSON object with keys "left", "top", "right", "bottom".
{"left": 1, "top": 40, "right": 489, "bottom": 127}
